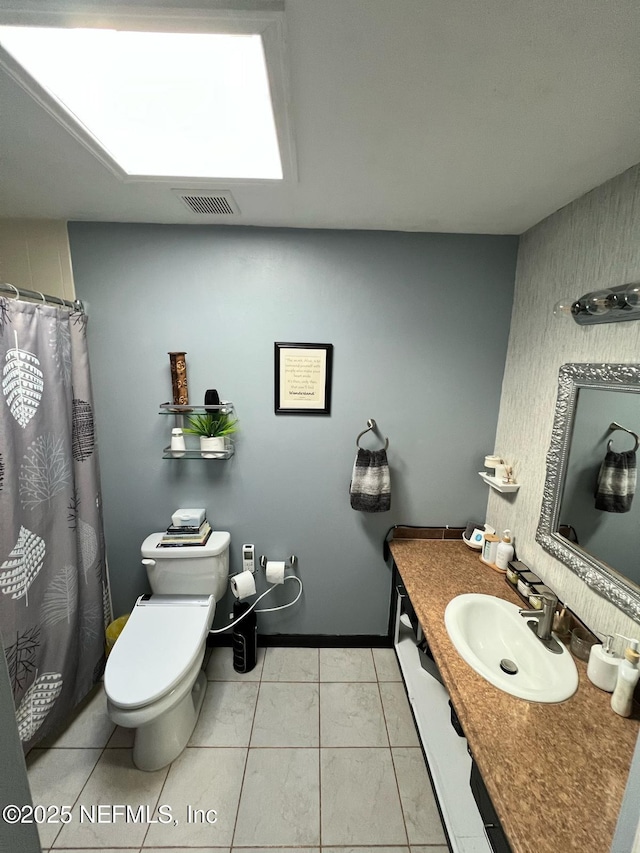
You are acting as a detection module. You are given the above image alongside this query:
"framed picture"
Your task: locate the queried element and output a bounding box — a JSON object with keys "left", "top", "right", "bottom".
{"left": 274, "top": 342, "right": 333, "bottom": 415}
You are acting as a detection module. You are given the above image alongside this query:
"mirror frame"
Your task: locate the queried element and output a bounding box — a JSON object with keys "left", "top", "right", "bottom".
{"left": 536, "top": 362, "right": 640, "bottom": 623}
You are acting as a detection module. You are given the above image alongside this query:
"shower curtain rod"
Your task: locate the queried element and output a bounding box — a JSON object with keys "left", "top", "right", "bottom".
{"left": 0, "top": 282, "right": 84, "bottom": 312}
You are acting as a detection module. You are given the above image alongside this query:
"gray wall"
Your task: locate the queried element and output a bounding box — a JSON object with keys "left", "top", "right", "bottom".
{"left": 485, "top": 165, "right": 640, "bottom": 851}
{"left": 68, "top": 224, "right": 517, "bottom": 635}
{"left": 488, "top": 163, "right": 640, "bottom": 645}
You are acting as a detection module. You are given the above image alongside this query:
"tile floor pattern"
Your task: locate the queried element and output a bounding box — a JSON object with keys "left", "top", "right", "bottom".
{"left": 26, "top": 647, "right": 448, "bottom": 853}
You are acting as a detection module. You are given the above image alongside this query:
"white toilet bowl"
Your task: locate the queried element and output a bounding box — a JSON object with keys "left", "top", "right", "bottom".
{"left": 104, "top": 593, "right": 215, "bottom": 771}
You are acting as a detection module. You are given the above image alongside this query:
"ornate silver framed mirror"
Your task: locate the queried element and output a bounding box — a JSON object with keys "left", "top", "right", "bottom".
{"left": 536, "top": 363, "right": 640, "bottom": 623}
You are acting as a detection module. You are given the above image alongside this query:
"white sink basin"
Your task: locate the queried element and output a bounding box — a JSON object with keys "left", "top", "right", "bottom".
{"left": 444, "top": 593, "right": 578, "bottom": 703}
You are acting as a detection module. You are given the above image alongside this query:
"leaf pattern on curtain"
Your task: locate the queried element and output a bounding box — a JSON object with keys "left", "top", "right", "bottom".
{"left": 49, "top": 319, "right": 72, "bottom": 387}
{"left": 71, "top": 310, "right": 88, "bottom": 333}
{"left": 78, "top": 519, "right": 98, "bottom": 582}
{"left": 67, "top": 491, "right": 98, "bottom": 580}
{"left": 41, "top": 564, "right": 78, "bottom": 626}
{"left": 79, "top": 600, "right": 103, "bottom": 648}
{"left": 102, "top": 577, "right": 113, "bottom": 627}
{"left": 15, "top": 671, "right": 63, "bottom": 742}
{"left": 67, "top": 490, "right": 79, "bottom": 529}
{"left": 19, "top": 433, "right": 71, "bottom": 509}
{"left": 0, "top": 300, "right": 108, "bottom": 748}
{"left": 0, "top": 526, "right": 45, "bottom": 604}
{"left": 72, "top": 399, "right": 95, "bottom": 461}
{"left": 0, "top": 297, "right": 11, "bottom": 335}
{"left": 5, "top": 625, "right": 40, "bottom": 692}
{"left": 2, "top": 330, "right": 44, "bottom": 428}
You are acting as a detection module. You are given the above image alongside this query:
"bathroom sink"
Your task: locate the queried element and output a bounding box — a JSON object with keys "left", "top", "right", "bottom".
{"left": 444, "top": 593, "right": 578, "bottom": 703}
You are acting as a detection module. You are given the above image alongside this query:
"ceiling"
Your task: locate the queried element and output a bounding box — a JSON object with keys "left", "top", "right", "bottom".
{"left": 1, "top": 0, "right": 639, "bottom": 235}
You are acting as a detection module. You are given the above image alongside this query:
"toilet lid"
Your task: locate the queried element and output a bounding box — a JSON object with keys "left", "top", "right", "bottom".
{"left": 104, "top": 595, "right": 214, "bottom": 709}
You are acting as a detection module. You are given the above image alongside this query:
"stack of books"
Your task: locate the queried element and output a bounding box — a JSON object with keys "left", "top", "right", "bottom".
{"left": 158, "top": 518, "right": 212, "bottom": 547}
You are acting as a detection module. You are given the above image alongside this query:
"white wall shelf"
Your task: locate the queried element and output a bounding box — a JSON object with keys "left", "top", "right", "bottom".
{"left": 161, "top": 441, "right": 234, "bottom": 460}
{"left": 159, "top": 403, "right": 236, "bottom": 460}
{"left": 478, "top": 472, "right": 520, "bottom": 494}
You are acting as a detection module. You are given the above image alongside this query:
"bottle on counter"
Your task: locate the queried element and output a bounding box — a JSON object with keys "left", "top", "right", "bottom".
{"left": 587, "top": 634, "right": 621, "bottom": 692}
{"left": 495, "top": 530, "right": 514, "bottom": 570}
{"left": 170, "top": 427, "right": 186, "bottom": 457}
{"left": 481, "top": 533, "right": 499, "bottom": 565}
{"left": 610, "top": 637, "right": 640, "bottom": 717}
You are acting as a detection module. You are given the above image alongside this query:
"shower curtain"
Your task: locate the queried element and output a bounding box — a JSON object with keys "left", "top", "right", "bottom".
{"left": 0, "top": 296, "right": 110, "bottom": 749}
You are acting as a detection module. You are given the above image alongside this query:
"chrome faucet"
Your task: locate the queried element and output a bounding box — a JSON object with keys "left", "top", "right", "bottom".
{"left": 520, "top": 593, "right": 562, "bottom": 654}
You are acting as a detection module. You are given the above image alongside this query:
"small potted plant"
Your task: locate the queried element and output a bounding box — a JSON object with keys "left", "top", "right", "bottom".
{"left": 183, "top": 411, "right": 239, "bottom": 457}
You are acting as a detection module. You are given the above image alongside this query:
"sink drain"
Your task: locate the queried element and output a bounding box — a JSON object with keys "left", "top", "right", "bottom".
{"left": 500, "top": 658, "right": 518, "bottom": 675}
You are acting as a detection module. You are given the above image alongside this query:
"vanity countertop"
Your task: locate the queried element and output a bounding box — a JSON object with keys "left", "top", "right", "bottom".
{"left": 390, "top": 537, "right": 639, "bottom": 853}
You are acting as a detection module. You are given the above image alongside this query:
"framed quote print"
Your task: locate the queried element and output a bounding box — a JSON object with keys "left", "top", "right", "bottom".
{"left": 274, "top": 342, "right": 333, "bottom": 415}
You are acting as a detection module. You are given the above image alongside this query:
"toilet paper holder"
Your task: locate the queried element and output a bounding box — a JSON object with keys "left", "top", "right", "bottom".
{"left": 259, "top": 555, "right": 297, "bottom": 570}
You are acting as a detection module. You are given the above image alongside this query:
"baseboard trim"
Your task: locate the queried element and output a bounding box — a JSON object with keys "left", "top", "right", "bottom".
{"left": 258, "top": 634, "right": 391, "bottom": 648}
{"left": 207, "top": 633, "right": 391, "bottom": 648}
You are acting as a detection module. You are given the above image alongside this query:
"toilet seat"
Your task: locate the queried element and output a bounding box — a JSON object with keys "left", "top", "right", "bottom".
{"left": 104, "top": 594, "right": 214, "bottom": 710}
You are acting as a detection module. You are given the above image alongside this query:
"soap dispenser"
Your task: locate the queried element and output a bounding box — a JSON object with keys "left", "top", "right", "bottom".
{"left": 586, "top": 635, "right": 621, "bottom": 692}
{"left": 495, "top": 530, "right": 514, "bottom": 570}
{"left": 611, "top": 636, "right": 640, "bottom": 717}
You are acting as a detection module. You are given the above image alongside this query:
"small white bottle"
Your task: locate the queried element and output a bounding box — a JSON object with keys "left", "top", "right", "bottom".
{"left": 481, "top": 533, "right": 499, "bottom": 565}
{"left": 170, "top": 427, "right": 186, "bottom": 458}
{"left": 495, "top": 530, "right": 514, "bottom": 570}
{"left": 587, "top": 635, "right": 621, "bottom": 692}
{"left": 610, "top": 638, "right": 640, "bottom": 717}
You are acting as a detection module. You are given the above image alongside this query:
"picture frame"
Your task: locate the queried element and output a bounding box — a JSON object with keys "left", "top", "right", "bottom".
{"left": 274, "top": 342, "right": 333, "bottom": 415}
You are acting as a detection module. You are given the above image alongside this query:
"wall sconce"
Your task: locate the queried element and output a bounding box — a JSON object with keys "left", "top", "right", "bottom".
{"left": 553, "top": 282, "right": 640, "bottom": 326}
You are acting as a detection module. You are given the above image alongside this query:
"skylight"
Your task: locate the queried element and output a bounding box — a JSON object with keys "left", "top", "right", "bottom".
{"left": 0, "top": 26, "right": 283, "bottom": 180}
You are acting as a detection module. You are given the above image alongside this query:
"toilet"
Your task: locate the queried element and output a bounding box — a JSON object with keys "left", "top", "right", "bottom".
{"left": 104, "top": 530, "right": 230, "bottom": 771}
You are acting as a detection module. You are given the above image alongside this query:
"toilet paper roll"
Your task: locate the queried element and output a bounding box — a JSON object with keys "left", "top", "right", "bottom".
{"left": 230, "top": 570, "right": 256, "bottom": 600}
{"left": 265, "top": 560, "right": 286, "bottom": 584}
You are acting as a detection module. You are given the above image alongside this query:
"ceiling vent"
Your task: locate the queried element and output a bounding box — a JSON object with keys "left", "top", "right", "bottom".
{"left": 173, "top": 189, "right": 240, "bottom": 216}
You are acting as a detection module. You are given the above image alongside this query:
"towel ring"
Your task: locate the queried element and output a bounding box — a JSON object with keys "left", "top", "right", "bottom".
{"left": 356, "top": 418, "right": 389, "bottom": 451}
{"left": 607, "top": 421, "right": 639, "bottom": 453}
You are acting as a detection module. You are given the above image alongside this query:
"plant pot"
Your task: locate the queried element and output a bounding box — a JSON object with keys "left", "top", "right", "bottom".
{"left": 200, "top": 436, "right": 225, "bottom": 458}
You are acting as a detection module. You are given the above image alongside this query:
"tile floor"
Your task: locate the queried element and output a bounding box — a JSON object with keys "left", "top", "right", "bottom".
{"left": 26, "top": 646, "right": 448, "bottom": 852}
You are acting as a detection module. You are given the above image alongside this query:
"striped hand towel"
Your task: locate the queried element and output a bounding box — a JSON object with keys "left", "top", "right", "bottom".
{"left": 594, "top": 449, "right": 636, "bottom": 513}
{"left": 350, "top": 448, "right": 391, "bottom": 512}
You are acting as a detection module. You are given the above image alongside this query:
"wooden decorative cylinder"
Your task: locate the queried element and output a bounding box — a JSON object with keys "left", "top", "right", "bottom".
{"left": 168, "top": 351, "right": 189, "bottom": 405}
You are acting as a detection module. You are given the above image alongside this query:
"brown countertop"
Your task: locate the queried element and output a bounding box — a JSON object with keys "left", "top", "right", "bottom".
{"left": 390, "top": 537, "right": 639, "bottom": 853}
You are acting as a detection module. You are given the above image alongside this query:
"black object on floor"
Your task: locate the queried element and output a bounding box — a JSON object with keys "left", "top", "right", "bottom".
{"left": 232, "top": 600, "right": 257, "bottom": 673}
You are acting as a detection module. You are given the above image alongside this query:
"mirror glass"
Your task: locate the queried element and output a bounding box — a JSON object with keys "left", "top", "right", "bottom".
{"left": 537, "top": 363, "right": 640, "bottom": 622}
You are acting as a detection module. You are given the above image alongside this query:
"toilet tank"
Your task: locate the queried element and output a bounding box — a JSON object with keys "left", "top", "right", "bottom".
{"left": 141, "top": 531, "right": 231, "bottom": 600}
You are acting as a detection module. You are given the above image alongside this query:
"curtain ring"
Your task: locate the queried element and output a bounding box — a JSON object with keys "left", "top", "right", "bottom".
{"left": 3, "top": 284, "right": 20, "bottom": 299}
{"left": 36, "top": 291, "right": 47, "bottom": 303}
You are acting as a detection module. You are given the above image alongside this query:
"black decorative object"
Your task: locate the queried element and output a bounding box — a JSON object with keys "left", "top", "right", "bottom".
{"left": 232, "top": 600, "right": 257, "bottom": 673}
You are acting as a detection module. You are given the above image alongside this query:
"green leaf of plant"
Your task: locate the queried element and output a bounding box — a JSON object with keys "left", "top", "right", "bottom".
{"left": 183, "top": 412, "right": 238, "bottom": 437}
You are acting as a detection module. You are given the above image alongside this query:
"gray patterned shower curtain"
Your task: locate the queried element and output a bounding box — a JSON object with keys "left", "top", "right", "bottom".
{"left": 0, "top": 296, "right": 110, "bottom": 749}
